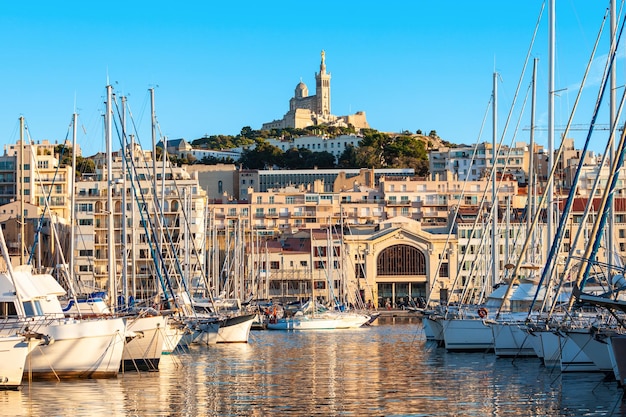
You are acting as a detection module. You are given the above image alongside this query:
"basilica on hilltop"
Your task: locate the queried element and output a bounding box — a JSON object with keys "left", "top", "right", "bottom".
{"left": 262, "top": 51, "right": 369, "bottom": 131}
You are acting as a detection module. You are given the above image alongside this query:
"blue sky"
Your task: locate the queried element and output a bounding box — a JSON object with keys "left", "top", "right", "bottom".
{"left": 0, "top": 1, "right": 622, "bottom": 157}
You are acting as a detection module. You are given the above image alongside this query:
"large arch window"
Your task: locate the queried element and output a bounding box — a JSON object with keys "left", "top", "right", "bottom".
{"left": 377, "top": 244, "right": 426, "bottom": 276}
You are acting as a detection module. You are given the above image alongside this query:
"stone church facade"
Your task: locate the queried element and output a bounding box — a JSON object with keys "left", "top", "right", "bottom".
{"left": 262, "top": 51, "right": 369, "bottom": 131}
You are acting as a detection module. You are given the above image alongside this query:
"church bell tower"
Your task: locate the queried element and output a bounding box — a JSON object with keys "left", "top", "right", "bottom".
{"left": 315, "top": 50, "right": 331, "bottom": 116}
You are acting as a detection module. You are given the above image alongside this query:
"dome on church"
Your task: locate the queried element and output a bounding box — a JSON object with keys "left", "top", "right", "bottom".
{"left": 294, "top": 81, "right": 308, "bottom": 98}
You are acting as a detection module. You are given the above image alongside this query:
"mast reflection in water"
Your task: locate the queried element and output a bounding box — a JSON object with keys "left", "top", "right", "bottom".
{"left": 1, "top": 317, "right": 624, "bottom": 416}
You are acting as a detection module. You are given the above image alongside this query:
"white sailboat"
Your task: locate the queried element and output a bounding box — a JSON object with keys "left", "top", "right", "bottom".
{"left": 0, "top": 114, "right": 126, "bottom": 379}
{"left": 0, "top": 265, "right": 126, "bottom": 379}
{"left": 267, "top": 229, "right": 371, "bottom": 331}
{"left": 0, "top": 333, "right": 47, "bottom": 390}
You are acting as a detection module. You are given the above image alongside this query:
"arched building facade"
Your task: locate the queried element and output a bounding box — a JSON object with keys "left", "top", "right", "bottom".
{"left": 343, "top": 217, "right": 456, "bottom": 308}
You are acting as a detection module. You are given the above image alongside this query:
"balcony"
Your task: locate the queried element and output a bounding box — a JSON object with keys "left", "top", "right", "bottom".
{"left": 385, "top": 200, "right": 412, "bottom": 206}
{"left": 292, "top": 211, "right": 316, "bottom": 218}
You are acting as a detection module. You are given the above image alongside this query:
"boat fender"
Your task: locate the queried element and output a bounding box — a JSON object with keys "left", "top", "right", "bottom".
{"left": 477, "top": 308, "right": 488, "bottom": 319}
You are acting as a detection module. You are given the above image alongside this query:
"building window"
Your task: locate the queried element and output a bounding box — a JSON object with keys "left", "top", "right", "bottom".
{"left": 218, "top": 180, "right": 223, "bottom": 194}
{"left": 377, "top": 244, "right": 426, "bottom": 275}
{"left": 355, "top": 263, "right": 365, "bottom": 278}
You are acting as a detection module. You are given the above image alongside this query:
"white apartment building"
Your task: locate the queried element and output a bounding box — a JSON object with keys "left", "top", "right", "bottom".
{"left": 429, "top": 141, "right": 530, "bottom": 184}
{"left": 266, "top": 134, "right": 362, "bottom": 163}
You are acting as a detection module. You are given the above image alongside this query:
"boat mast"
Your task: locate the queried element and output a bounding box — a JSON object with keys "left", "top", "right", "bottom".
{"left": 106, "top": 85, "right": 117, "bottom": 310}
{"left": 547, "top": 0, "right": 555, "bottom": 256}
{"left": 121, "top": 96, "right": 128, "bottom": 305}
{"left": 310, "top": 228, "right": 315, "bottom": 314}
{"left": 69, "top": 112, "right": 77, "bottom": 284}
{"left": 150, "top": 87, "right": 162, "bottom": 289}
{"left": 19, "top": 116, "right": 25, "bottom": 265}
{"left": 491, "top": 71, "right": 498, "bottom": 290}
{"left": 130, "top": 134, "right": 137, "bottom": 300}
{"left": 608, "top": 0, "right": 617, "bottom": 272}
{"left": 528, "top": 58, "right": 538, "bottom": 263}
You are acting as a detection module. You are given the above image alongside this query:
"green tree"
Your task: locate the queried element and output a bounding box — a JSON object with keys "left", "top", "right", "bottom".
{"left": 239, "top": 140, "right": 283, "bottom": 169}
{"left": 307, "top": 151, "right": 336, "bottom": 168}
{"left": 283, "top": 148, "right": 304, "bottom": 169}
{"left": 337, "top": 144, "right": 358, "bottom": 168}
{"left": 75, "top": 156, "right": 96, "bottom": 177}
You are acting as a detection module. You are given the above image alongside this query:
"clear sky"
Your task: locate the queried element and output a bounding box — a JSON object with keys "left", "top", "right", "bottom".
{"left": 0, "top": 1, "right": 622, "bottom": 157}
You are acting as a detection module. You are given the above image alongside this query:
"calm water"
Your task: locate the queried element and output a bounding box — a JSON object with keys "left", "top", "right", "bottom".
{"left": 1, "top": 317, "right": 625, "bottom": 417}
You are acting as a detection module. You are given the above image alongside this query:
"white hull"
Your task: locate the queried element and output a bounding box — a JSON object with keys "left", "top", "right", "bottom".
{"left": 525, "top": 327, "right": 545, "bottom": 359}
{"left": 491, "top": 322, "right": 536, "bottom": 357}
{"left": 195, "top": 320, "right": 221, "bottom": 345}
{"left": 162, "top": 320, "right": 186, "bottom": 354}
{"left": 608, "top": 334, "right": 626, "bottom": 385}
{"left": 267, "top": 312, "right": 370, "bottom": 330}
{"left": 217, "top": 314, "right": 255, "bottom": 343}
{"left": 442, "top": 318, "right": 493, "bottom": 352}
{"left": 0, "top": 335, "right": 37, "bottom": 389}
{"left": 0, "top": 266, "right": 126, "bottom": 379}
{"left": 566, "top": 328, "right": 614, "bottom": 372}
{"left": 422, "top": 316, "right": 444, "bottom": 344}
{"left": 538, "top": 330, "right": 598, "bottom": 372}
{"left": 121, "top": 315, "right": 166, "bottom": 372}
{"left": 24, "top": 317, "right": 126, "bottom": 379}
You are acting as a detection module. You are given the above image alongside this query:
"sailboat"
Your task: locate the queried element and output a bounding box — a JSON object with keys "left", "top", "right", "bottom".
{"left": 0, "top": 263, "right": 126, "bottom": 379}
{"left": 0, "top": 115, "right": 127, "bottom": 380}
{"left": 267, "top": 229, "right": 371, "bottom": 330}
{"left": 0, "top": 333, "right": 47, "bottom": 390}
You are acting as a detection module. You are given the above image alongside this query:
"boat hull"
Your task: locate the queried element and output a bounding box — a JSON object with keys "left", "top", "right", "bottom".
{"left": 267, "top": 312, "right": 371, "bottom": 330}
{"left": 538, "top": 330, "right": 598, "bottom": 372}
{"left": 422, "top": 316, "right": 444, "bottom": 345}
{"left": 162, "top": 320, "right": 186, "bottom": 354}
{"left": 608, "top": 334, "right": 626, "bottom": 385}
{"left": 442, "top": 318, "right": 493, "bottom": 352}
{"left": 24, "top": 317, "right": 126, "bottom": 379}
{"left": 121, "top": 315, "right": 166, "bottom": 372}
{"left": 0, "top": 335, "right": 35, "bottom": 389}
{"left": 566, "top": 328, "right": 614, "bottom": 372}
{"left": 217, "top": 314, "right": 255, "bottom": 343}
{"left": 491, "top": 322, "right": 536, "bottom": 357}
{"left": 195, "top": 319, "right": 221, "bottom": 345}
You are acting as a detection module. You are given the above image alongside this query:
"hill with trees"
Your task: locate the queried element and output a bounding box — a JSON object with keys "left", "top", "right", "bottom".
{"left": 188, "top": 126, "right": 455, "bottom": 177}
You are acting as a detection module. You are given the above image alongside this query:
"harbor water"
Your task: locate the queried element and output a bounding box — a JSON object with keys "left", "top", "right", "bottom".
{"left": 1, "top": 316, "right": 625, "bottom": 416}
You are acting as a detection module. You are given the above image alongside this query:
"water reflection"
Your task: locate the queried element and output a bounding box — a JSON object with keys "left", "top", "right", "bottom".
{"left": 1, "top": 317, "right": 624, "bottom": 416}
